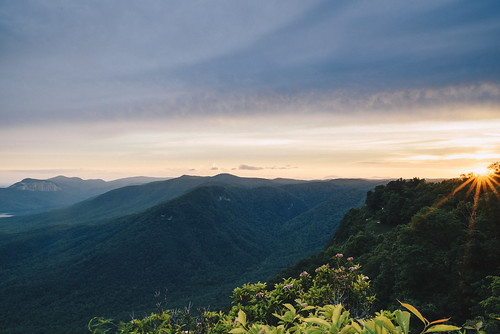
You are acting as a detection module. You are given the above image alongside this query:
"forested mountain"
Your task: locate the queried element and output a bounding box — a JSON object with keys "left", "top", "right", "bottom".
{"left": 274, "top": 174, "right": 500, "bottom": 326}
{"left": 0, "top": 175, "right": 379, "bottom": 233}
{"left": 0, "top": 175, "right": 383, "bottom": 334}
{"left": 0, "top": 175, "right": 165, "bottom": 216}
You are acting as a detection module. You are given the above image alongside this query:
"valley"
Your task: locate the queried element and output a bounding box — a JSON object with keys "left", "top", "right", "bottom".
{"left": 0, "top": 174, "right": 384, "bottom": 333}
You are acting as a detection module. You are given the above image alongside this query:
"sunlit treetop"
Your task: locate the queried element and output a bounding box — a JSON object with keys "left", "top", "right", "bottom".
{"left": 487, "top": 162, "right": 500, "bottom": 175}
{"left": 431, "top": 162, "right": 500, "bottom": 219}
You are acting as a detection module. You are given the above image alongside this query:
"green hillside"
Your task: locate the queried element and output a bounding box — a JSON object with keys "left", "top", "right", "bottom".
{"left": 0, "top": 176, "right": 381, "bottom": 334}
{"left": 0, "top": 174, "right": 372, "bottom": 233}
{"left": 274, "top": 174, "right": 500, "bottom": 326}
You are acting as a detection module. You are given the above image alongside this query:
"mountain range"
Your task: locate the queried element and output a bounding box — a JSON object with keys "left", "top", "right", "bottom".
{"left": 0, "top": 175, "right": 166, "bottom": 216}
{"left": 0, "top": 174, "right": 385, "bottom": 334}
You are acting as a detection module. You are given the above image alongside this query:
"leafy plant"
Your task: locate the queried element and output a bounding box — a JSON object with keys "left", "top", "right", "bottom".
{"left": 229, "top": 301, "right": 460, "bottom": 334}
{"left": 89, "top": 260, "right": 461, "bottom": 334}
{"left": 227, "top": 255, "right": 375, "bottom": 326}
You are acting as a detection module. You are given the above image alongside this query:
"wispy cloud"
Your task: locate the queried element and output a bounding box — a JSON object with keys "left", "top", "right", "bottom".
{"left": 237, "top": 165, "right": 263, "bottom": 171}
{"left": 236, "top": 164, "right": 296, "bottom": 171}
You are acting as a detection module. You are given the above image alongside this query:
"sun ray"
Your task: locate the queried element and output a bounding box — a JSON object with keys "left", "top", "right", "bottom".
{"left": 452, "top": 165, "right": 500, "bottom": 315}
{"left": 484, "top": 177, "right": 500, "bottom": 201}
{"left": 433, "top": 177, "right": 474, "bottom": 209}
{"left": 465, "top": 177, "right": 479, "bottom": 199}
{"left": 488, "top": 175, "right": 500, "bottom": 187}
{"left": 419, "top": 177, "right": 475, "bottom": 219}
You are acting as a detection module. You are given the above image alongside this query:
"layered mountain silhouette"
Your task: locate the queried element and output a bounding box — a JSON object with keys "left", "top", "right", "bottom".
{"left": 0, "top": 174, "right": 385, "bottom": 334}
{"left": 0, "top": 175, "right": 165, "bottom": 215}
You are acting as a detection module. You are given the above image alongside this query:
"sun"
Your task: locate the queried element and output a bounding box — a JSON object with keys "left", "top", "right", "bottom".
{"left": 471, "top": 165, "right": 489, "bottom": 176}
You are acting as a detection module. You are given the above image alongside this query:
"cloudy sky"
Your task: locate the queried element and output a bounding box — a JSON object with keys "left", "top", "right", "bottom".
{"left": 1, "top": 0, "right": 500, "bottom": 185}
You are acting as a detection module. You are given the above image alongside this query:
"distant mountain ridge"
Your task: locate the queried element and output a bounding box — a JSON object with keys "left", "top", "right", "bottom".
{"left": 0, "top": 174, "right": 383, "bottom": 233}
{"left": 9, "top": 178, "right": 62, "bottom": 191}
{"left": 0, "top": 175, "right": 167, "bottom": 216}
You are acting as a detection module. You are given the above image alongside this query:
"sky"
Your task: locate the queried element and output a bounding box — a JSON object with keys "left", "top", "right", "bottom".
{"left": 1, "top": 0, "right": 500, "bottom": 186}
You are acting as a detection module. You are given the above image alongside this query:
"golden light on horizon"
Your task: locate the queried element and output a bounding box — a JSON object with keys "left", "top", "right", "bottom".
{"left": 471, "top": 165, "right": 489, "bottom": 176}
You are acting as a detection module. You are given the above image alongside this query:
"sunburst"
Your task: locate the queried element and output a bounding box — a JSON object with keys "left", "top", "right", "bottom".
{"left": 433, "top": 163, "right": 500, "bottom": 314}
{"left": 424, "top": 164, "right": 500, "bottom": 216}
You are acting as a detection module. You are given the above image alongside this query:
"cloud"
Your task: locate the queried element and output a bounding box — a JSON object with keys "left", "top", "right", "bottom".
{"left": 1, "top": 1, "right": 500, "bottom": 127}
{"left": 238, "top": 165, "right": 263, "bottom": 171}
{"left": 237, "top": 164, "right": 296, "bottom": 171}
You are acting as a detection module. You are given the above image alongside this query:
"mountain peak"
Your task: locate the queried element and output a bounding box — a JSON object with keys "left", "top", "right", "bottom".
{"left": 49, "top": 175, "right": 84, "bottom": 182}
{"left": 211, "top": 173, "right": 241, "bottom": 181}
{"left": 9, "top": 178, "right": 62, "bottom": 192}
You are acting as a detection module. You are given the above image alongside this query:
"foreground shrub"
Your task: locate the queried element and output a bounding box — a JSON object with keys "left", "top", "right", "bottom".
{"left": 228, "top": 254, "right": 374, "bottom": 327}
{"left": 89, "top": 301, "right": 461, "bottom": 334}
{"left": 229, "top": 301, "right": 460, "bottom": 334}
{"left": 88, "top": 258, "right": 460, "bottom": 333}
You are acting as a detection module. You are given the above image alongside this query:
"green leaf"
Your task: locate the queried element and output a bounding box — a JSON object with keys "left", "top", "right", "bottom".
{"left": 338, "top": 310, "right": 350, "bottom": 327}
{"left": 273, "top": 313, "right": 286, "bottom": 322}
{"left": 238, "top": 309, "right": 247, "bottom": 327}
{"left": 398, "top": 300, "right": 428, "bottom": 325}
{"left": 340, "top": 324, "right": 362, "bottom": 334}
{"left": 331, "top": 304, "right": 343, "bottom": 325}
{"left": 301, "top": 306, "right": 316, "bottom": 312}
{"left": 348, "top": 320, "right": 363, "bottom": 333}
{"left": 229, "top": 328, "right": 247, "bottom": 334}
{"left": 302, "top": 317, "right": 331, "bottom": 328}
{"left": 283, "top": 303, "right": 296, "bottom": 313}
{"left": 376, "top": 315, "right": 396, "bottom": 333}
{"left": 360, "top": 320, "right": 378, "bottom": 334}
{"left": 305, "top": 329, "right": 324, "bottom": 334}
{"left": 424, "top": 324, "right": 461, "bottom": 332}
{"left": 283, "top": 311, "right": 296, "bottom": 322}
{"left": 394, "top": 310, "right": 410, "bottom": 334}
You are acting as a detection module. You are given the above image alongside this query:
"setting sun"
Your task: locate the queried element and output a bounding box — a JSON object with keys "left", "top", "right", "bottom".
{"left": 471, "top": 165, "right": 489, "bottom": 176}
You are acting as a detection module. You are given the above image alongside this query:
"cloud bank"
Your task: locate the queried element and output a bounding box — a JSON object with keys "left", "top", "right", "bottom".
{"left": 1, "top": 1, "right": 500, "bottom": 183}
{"left": 1, "top": 0, "right": 499, "bottom": 127}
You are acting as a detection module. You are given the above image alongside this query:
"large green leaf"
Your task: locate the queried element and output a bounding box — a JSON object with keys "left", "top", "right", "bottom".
{"left": 424, "top": 324, "right": 461, "bottom": 332}
{"left": 375, "top": 315, "right": 396, "bottom": 333}
{"left": 394, "top": 310, "right": 410, "bottom": 334}
{"left": 238, "top": 309, "right": 247, "bottom": 327}
{"left": 398, "top": 300, "right": 428, "bottom": 325}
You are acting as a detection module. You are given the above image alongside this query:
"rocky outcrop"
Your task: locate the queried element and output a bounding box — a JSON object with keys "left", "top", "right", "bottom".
{"left": 9, "top": 179, "right": 62, "bottom": 191}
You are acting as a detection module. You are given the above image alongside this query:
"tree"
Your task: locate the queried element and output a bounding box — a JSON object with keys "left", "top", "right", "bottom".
{"left": 488, "top": 162, "right": 500, "bottom": 175}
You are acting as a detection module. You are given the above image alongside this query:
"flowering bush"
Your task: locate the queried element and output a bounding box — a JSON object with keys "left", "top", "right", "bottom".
{"left": 227, "top": 255, "right": 375, "bottom": 326}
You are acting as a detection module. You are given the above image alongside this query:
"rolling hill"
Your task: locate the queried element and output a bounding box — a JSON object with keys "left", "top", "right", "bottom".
{"left": 0, "top": 174, "right": 381, "bottom": 233}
